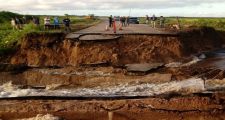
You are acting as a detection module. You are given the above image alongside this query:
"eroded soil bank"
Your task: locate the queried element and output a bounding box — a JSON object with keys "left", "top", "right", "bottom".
{"left": 1, "top": 93, "right": 225, "bottom": 120}
{"left": 10, "top": 27, "right": 223, "bottom": 67}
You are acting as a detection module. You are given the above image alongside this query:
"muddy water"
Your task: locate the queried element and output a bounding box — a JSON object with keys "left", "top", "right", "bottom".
{"left": 0, "top": 78, "right": 205, "bottom": 98}
{"left": 2, "top": 51, "right": 225, "bottom": 98}
{"left": 194, "top": 49, "right": 225, "bottom": 70}
{"left": 197, "top": 56, "right": 225, "bottom": 70}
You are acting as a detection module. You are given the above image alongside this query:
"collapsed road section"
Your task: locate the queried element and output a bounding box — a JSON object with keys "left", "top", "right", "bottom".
{"left": 1, "top": 27, "right": 225, "bottom": 120}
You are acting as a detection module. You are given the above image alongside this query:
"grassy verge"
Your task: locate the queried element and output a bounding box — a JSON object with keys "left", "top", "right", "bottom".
{"left": 139, "top": 17, "right": 225, "bottom": 31}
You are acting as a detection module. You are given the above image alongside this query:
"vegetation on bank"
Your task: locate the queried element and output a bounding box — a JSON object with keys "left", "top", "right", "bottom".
{"left": 140, "top": 17, "right": 225, "bottom": 31}
{"left": 0, "top": 11, "right": 21, "bottom": 23}
{"left": 0, "top": 11, "right": 101, "bottom": 55}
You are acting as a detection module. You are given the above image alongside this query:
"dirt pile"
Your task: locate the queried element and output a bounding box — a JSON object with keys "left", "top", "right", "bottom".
{"left": 10, "top": 27, "right": 223, "bottom": 67}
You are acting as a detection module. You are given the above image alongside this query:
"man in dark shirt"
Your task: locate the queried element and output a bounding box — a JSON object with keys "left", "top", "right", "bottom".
{"left": 122, "top": 16, "right": 126, "bottom": 27}
{"left": 151, "top": 14, "right": 157, "bottom": 28}
{"left": 63, "top": 16, "right": 71, "bottom": 33}
{"left": 109, "top": 15, "right": 113, "bottom": 27}
{"left": 33, "top": 16, "right": 40, "bottom": 27}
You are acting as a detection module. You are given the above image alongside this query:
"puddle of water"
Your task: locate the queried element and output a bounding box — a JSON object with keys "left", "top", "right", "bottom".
{"left": 0, "top": 78, "right": 205, "bottom": 98}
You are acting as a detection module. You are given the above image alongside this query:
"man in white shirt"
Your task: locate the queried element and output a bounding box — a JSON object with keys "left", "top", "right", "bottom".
{"left": 44, "top": 16, "right": 51, "bottom": 30}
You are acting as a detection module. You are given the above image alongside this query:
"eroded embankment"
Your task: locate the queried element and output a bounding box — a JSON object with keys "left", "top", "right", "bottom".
{"left": 1, "top": 93, "right": 225, "bottom": 120}
{"left": 10, "top": 27, "right": 223, "bottom": 67}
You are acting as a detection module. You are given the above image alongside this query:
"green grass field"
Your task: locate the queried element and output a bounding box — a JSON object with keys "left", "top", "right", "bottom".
{"left": 140, "top": 17, "right": 225, "bottom": 31}
{"left": 0, "top": 11, "right": 101, "bottom": 55}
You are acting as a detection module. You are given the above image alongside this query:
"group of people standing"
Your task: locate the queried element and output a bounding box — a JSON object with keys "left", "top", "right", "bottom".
{"left": 11, "top": 17, "right": 27, "bottom": 30}
{"left": 120, "top": 16, "right": 130, "bottom": 27}
{"left": 11, "top": 15, "right": 71, "bottom": 32}
{"left": 43, "top": 16, "right": 71, "bottom": 32}
{"left": 108, "top": 14, "right": 165, "bottom": 29}
{"left": 108, "top": 15, "right": 130, "bottom": 28}
{"left": 43, "top": 16, "right": 60, "bottom": 30}
{"left": 32, "top": 16, "right": 40, "bottom": 27}
{"left": 146, "top": 14, "right": 165, "bottom": 28}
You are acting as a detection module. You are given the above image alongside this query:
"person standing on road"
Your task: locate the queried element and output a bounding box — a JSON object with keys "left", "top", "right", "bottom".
{"left": 63, "top": 16, "right": 71, "bottom": 33}
{"left": 126, "top": 16, "right": 130, "bottom": 26}
{"left": 159, "top": 16, "right": 165, "bottom": 28}
{"left": 151, "top": 14, "right": 157, "bottom": 28}
{"left": 109, "top": 15, "right": 113, "bottom": 27}
{"left": 120, "top": 16, "right": 123, "bottom": 26}
{"left": 33, "top": 16, "right": 40, "bottom": 27}
{"left": 146, "top": 15, "right": 149, "bottom": 24}
{"left": 44, "top": 16, "right": 51, "bottom": 30}
{"left": 15, "top": 17, "right": 21, "bottom": 29}
{"left": 11, "top": 18, "right": 16, "bottom": 30}
{"left": 176, "top": 16, "right": 181, "bottom": 30}
{"left": 53, "top": 16, "right": 60, "bottom": 29}
{"left": 113, "top": 16, "right": 117, "bottom": 33}
{"left": 122, "top": 16, "right": 126, "bottom": 27}
{"left": 23, "top": 16, "right": 27, "bottom": 24}
{"left": 19, "top": 18, "right": 24, "bottom": 29}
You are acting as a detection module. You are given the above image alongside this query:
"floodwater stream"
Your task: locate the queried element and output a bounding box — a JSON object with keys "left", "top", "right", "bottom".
{"left": 0, "top": 78, "right": 204, "bottom": 98}
{"left": 194, "top": 49, "right": 225, "bottom": 70}
{"left": 1, "top": 50, "right": 225, "bottom": 99}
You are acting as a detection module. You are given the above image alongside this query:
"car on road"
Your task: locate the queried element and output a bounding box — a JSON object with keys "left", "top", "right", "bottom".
{"left": 129, "top": 17, "right": 139, "bottom": 24}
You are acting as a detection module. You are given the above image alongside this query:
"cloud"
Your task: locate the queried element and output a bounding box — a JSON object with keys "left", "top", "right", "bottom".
{"left": 0, "top": 0, "right": 225, "bottom": 10}
{"left": 0, "top": 0, "right": 225, "bottom": 17}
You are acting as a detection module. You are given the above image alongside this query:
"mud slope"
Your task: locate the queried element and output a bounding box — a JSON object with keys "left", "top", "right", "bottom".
{"left": 11, "top": 27, "right": 223, "bottom": 67}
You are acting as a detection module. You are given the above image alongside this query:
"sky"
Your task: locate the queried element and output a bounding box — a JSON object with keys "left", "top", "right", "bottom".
{"left": 0, "top": 0, "right": 225, "bottom": 17}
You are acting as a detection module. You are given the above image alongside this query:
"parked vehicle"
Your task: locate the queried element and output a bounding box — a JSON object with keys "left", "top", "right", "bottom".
{"left": 129, "top": 17, "right": 139, "bottom": 24}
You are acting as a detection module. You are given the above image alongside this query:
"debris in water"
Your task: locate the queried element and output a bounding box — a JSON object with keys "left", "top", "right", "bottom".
{"left": 166, "top": 56, "right": 202, "bottom": 68}
{"left": 205, "top": 78, "right": 225, "bottom": 91}
{"left": 46, "top": 84, "right": 63, "bottom": 90}
{"left": 199, "top": 54, "right": 207, "bottom": 59}
{"left": 165, "top": 62, "right": 182, "bottom": 68}
{"left": 125, "top": 63, "right": 164, "bottom": 72}
{"left": 182, "top": 57, "right": 201, "bottom": 67}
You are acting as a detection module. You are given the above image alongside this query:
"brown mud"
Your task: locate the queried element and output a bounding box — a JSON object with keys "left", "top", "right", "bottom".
{"left": 10, "top": 27, "right": 223, "bottom": 67}
{"left": 1, "top": 27, "right": 225, "bottom": 120}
